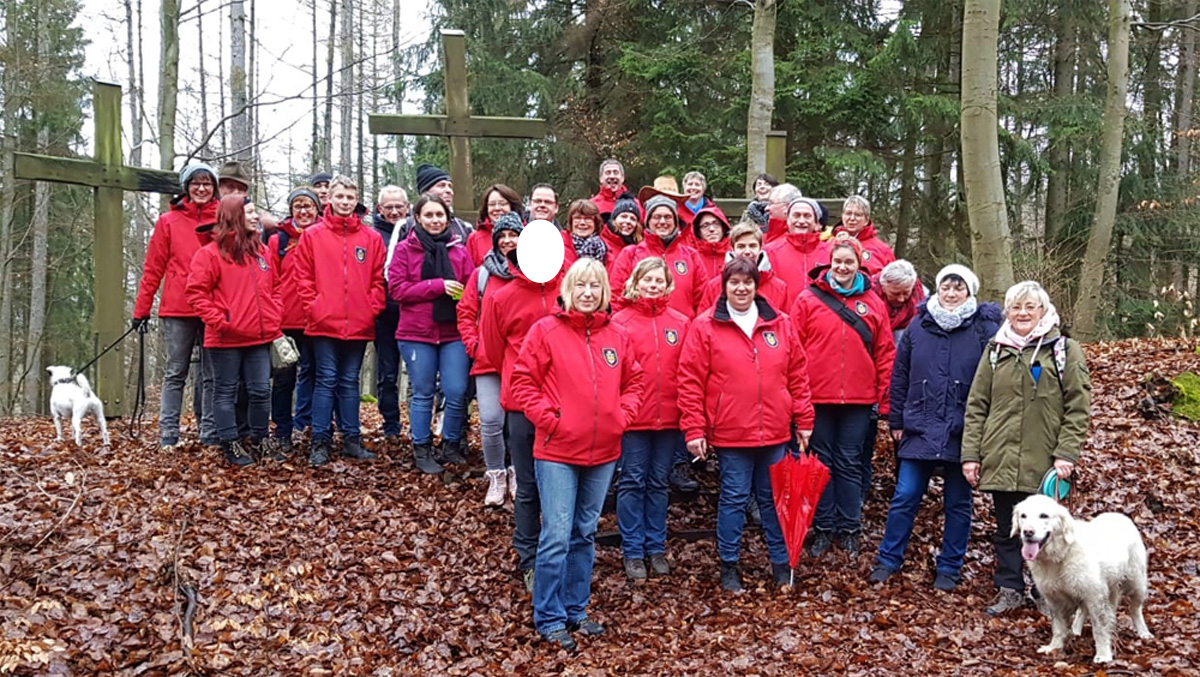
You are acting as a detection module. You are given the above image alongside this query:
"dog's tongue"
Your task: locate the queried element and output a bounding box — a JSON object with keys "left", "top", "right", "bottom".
{"left": 1021, "top": 540, "right": 1041, "bottom": 561}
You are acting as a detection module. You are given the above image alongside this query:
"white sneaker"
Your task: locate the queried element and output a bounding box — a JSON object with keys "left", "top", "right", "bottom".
{"left": 484, "top": 469, "right": 507, "bottom": 507}
{"left": 507, "top": 466, "right": 517, "bottom": 501}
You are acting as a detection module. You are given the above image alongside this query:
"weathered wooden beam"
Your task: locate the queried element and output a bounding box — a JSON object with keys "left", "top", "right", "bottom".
{"left": 713, "top": 197, "right": 844, "bottom": 222}
{"left": 442, "top": 30, "right": 475, "bottom": 215}
{"left": 367, "top": 114, "right": 547, "bottom": 139}
{"left": 92, "top": 82, "right": 127, "bottom": 415}
{"left": 766, "top": 130, "right": 787, "bottom": 181}
{"left": 14, "top": 153, "right": 179, "bottom": 193}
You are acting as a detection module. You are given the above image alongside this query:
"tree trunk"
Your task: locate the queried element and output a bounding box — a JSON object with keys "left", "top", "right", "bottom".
{"left": 159, "top": 0, "right": 180, "bottom": 207}
{"left": 392, "top": 0, "right": 401, "bottom": 169}
{"left": 230, "top": 0, "right": 249, "bottom": 160}
{"left": 339, "top": 0, "right": 354, "bottom": 174}
{"left": 323, "top": 0, "right": 336, "bottom": 170}
{"left": 217, "top": 7, "right": 227, "bottom": 155}
{"left": 1176, "top": 0, "right": 1197, "bottom": 176}
{"left": 1073, "top": 0, "right": 1132, "bottom": 340}
{"left": 249, "top": 0, "right": 257, "bottom": 172}
{"left": 311, "top": 0, "right": 319, "bottom": 172}
{"left": 197, "top": 0, "right": 209, "bottom": 155}
{"left": 895, "top": 126, "right": 917, "bottom": 259}
{"left": 1044, "top": 6, "right": 1075, "bottom": 249}
{"left": 355, "top": 0, "right": 364, "bottom": 192}
{"left": 24, "top": 7, "right": 51, "bottom": 414}
{"left": 745, "top": 0, "right": 776, "bottom": 195}
{"left": 0, "top": 0, "right": 19, "bottom": 412}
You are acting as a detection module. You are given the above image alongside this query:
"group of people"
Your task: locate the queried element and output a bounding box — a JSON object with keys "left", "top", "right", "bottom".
{"left": 133, "top": 157, "right": 1092, "bottom": 652}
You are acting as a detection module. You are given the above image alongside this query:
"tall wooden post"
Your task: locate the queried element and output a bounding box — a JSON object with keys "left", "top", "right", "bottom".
{"left": 442, "top": 31, "right": 474, "bottom": 216}
{"left": 92, "top": 84, "right": 127, "bottom": 415}
{"left": 766, "top": 130, "right": 787, "bottom": 183}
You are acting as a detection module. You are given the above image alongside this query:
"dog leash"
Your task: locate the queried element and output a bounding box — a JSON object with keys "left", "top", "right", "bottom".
{"left": 125, "top": 328, "right": 148, "bottom": 439}
{"left": 77, "top": 324, "right": 140, "bottom": 375}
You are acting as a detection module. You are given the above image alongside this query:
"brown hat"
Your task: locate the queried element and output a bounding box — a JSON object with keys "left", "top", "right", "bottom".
{"left": 218, "top": 161, "right": 251, "bottom": 190}
{"left": 636, "top": 182, "right": 687, "bottom": 210}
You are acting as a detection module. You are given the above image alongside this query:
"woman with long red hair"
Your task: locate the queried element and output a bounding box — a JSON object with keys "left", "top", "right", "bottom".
{"left": 186, "top": 194, "right": 283, "bottom": 467}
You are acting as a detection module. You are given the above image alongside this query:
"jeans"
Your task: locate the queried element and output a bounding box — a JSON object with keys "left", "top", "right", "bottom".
{"left": 532, "top": 459, "right": 616, "bottom": 635}
{"left": 811, "top": 404, "right": 874, "bottom": 535}
{"left": 269, "top": 329, "right": 311, "bottom": 439}
{"left": 399, "top": 340, "right": 469, "bottom": 445}
{"left": 991, "top": 490, "right": 1031, "bottom": 591}
{"left": 875, "top": 458, "right": 973, "bottom": 577}
{"left": 311, "top": 337, "right": 366, "bottom": 443}
{"left": 475, "top": 374, "right": 506, "bottom": 470}
{"left": 506, "top": 410, "right": 540, "bottom": 571}
{"left": 208, "top": 344, "right": 271, "bottom": 444}
{"left": 617, "top": 430, "right": 678, "bottom": 559}
{"left": 374, "top": 309, "right": 402, "bottom": 436}
{"left": 861, "top": 411, "right": 880, "bottom": 502}
{"left": 160, "top": 317, "right": 214, "bottom": 443}
{"left": 715, "top": 444, "right": 788, "bottom": 564}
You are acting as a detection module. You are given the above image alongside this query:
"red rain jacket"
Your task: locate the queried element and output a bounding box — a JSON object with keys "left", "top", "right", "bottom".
{"left": 185, "top": 240, "right": 283, "bottom": 348}
{"left": 134, "top": 197, "right": 218, "bottom": 318}
{"left": 611, "top": 297, "right": 690, "bottom": 431}
{"left": 609, "top": 231, "right": 706, "bottom": 318}
{"left": 466, "top": 218, "right": 493, "bottom": 268}
{"left": 480, "top": 266, "right": 564, "bottom": 411}
{"left": 830, "top": 222, "right": 895, "bottom": 276}
{"left": 266, "top": 217, "right": 318, "bottom": 331}
{"left": 765, "top": 231, "right": 830, "bottom": 302}
{"left": 293, "top": 206, "right": 386, "bottom": 341}
{"left": 458, "top": 266, "right": 514, "bottom": 376}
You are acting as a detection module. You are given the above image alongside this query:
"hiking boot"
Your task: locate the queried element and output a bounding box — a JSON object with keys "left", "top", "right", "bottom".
{"left": 223, "top": 440, "right": 255, "bottom": 467}
{"left": 484, "top": 469, "right": 507, "bottom": 507}
{"left": 523, "top": 568, "right": 535, "bottom": 594}
{"left": 669, "top": 463, "right": 699, "bottom": 492}
{"left": 567, "top": 617, "right": 605, "bottom": 636}
{"left": 771, "top": 562, "right": 792, "bottom": 587}
{"left": 934, "top": 573, "right": 959, "bottom": 591}
{"left": 806, "top": 530, "right": 833, "bottom": 558}
{"left": 648, "top": 553, "right": 670, "bottom": 577}
{"left": 839, "top": 532, "right": 861, "bottom": 557}
{"left": 985, "top": 587, "right": 1025, "bottom": 615}
{"left": 869, "top": 564, "right": 894, "bottom": 584}
{"left": 413, "top": 443, "right": 444, "bottom": 475}
{"left": 438, "top": 438, "right": 467, "bottom": 465}
{"left": 719, "top": 561, "right": 743, "bottom": 592}
{"left": 273, "top": 436, "right": 294, "bottom": 456}
{"left": 746, "top": 499, "right": 762, "bottom": 526}
{"left": 308, "top": 440, "right": 331, "bottom": 467}
{"left": 541, "top": 628, "right": 577, "bottom": 652}
{"left": 258, "top": 438, "right": 286, "bottom": 462}
{"left": 624, "top": 558, "right": 648, "bottom": 581}
{"left": 160, "top": 438, "right": 179, "bottom": 452}
{"left": 341, "top": 438, "right": 377, "bottom": 460}
{"left": 507, "top": 466, "right": 517, "bottom": 499}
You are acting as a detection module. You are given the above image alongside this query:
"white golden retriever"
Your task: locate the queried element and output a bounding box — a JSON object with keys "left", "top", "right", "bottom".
{"left": 1013, "top": 494, "right": 1152, "bottom": 663}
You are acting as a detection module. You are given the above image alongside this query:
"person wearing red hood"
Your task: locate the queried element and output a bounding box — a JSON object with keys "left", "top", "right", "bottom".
{"left": 609, "top": 195, "right": 705, "bottom": 318}
{"left": 266, "top": 187, "right": 323, "bottom": 454}
{"left": 763, "top": 183, "right": 803, "bottom": 244}
{"left": 294, "top": 175, "right": 386, "bottom": 467}
{"left": 765, "top": 197, "right": 829, "bottom": 300}
{"left": 133, "top": 162, "right": 220, "bottom": 451}
{"left": 509, "top": 258, "right": 645, "bottom": 651}
{"left": 698, "top": 223, "right": 790, "bottom": 311}
{"left": 480, "top": 243, "right": 568, "bottom": 593}
{"left": 790, "top": 233, "right": 895, "bottom": 559}
{"left": 691, "top": 207, "right": 731, "bottom": 281}
{"left": 185, "top": 195, "right": 283, "bottom": 467}
{"left": 830, "top": 195, "right": 895, "bottom": 276}
{"left": 590, "top": 158, "right": 637, "bottom": 217}
{"left": 467, "top": 184, "right": 522, "bottom": 267}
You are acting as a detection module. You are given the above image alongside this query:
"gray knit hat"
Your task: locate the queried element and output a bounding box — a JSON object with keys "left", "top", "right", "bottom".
{"left": 643, "top": 194, "right": 680, "bottom": 231}
{"left": 287, "top": 187, "right": 322, "bottom": 214}
{"left": 179, "top": 162, "right": 217, "bottom": 189}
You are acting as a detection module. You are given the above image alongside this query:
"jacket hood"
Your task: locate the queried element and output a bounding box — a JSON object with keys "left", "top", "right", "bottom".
{"left": 833, "top": 221, "right": 878, "bottom": 242}
{"left": 691, "top": 206, "right": 730, "bottom": 239}
{"left": 323, "top": 205, "right": 364, "bottom": 233}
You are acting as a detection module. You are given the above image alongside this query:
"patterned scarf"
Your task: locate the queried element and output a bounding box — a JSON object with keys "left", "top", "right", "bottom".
{"left": 572, "top": 233, "right": 608, "bottom": 264}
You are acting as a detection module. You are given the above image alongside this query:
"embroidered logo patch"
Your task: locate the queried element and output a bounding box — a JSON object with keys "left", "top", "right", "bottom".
{"left": 603, "top": 348, "right": 619, "bottom": 368}
{"left": 355, "top": 246, "right": 366, "bottom": 263}
{"left": 257, "top": 256, "right": 269, "bottom": 271}
{"left": 763, "top": 331, "right": 778, "bottom": 348}
{"left": 665, "top": 328, "right": 679, "bottom": 345}
{"left": 673, "top": 260, "right": 688, "bottom": 275}
{"left": 862, "top": 250, "right": 872, "bottom": 261}
{"left": 854, "top": 301, "right": 870, "bottom": 316}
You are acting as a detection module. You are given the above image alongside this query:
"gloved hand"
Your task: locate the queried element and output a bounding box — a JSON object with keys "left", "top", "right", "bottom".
{"left": 131, "top": 317, "right": 150, "bottom": 332}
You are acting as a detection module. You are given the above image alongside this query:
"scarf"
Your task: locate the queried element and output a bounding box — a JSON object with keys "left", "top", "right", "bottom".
{"left": 659, "top": 231, "right": 679, "bottom": 249}
{"left": 572, "top": 233, "right": 608, "bottom": 263}
{"left": 994, "top": 303, "right": 1061, "bottom": 350}
{"left": 926, "top": 295, "right": 978, "bottom": 332}
{"left": 482, "top": 249, "right": 514, "bottom": 281}
{"left": 826, "top": 270, "right": 867, "bottom": 296}
{"left": 414, "top": 225, "right": 458, "bottom": 324}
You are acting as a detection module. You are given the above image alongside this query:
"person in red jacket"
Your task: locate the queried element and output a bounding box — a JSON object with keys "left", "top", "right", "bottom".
{"left": 590, "top": 158, "right": 637, "bottom": 217}
{"left": 789, "top": 232, "right": 896, "bottom": 558}
{"left": 763, "top": 183, "right": 802, "bottom": 244}
{"left": 458, "top": 212, "right": 522, "bottom": 502}
{"left": 698, "top": 222, "right": 790, "bottom": 311}
{"left": 267, "top": 187, "right": 323, "bottom": 454}
{"left": 479, "top": 248, "right": 566, "bottom": 592}
{"left": 600, "top": 194, "right": 642, "bottom": 263}
{"left": 467, "top": 184, "right": 522, "bottom": 267}
{"left": 611, "top": 257, "right": 690, "bottom": 581}
{"left": 609, "top": 195, "right": 705, "bottom": 317}
{"left": 133, "top": 162, "right": 219, "bottom": 450}
{"left": 185, "top": 195, "right": 283, "bottom": 467}
{"left": 678, "top": 256, "right": 815, "bottom": 592}
{"left": 510, "top": 258, "right": 645, "bottom": 651}
{"left": 293, "top": 175, "right": 386, "bottom": 467}
{"left": 765, "top": 197, "right": 829, "bottom": 300}
{"left": 829, "top": 195, "right": 895, "bottom": 276}
{"left": 564, "top": 199, "right": 609, "bottom": 269}
{"left": 692, "top": 207, "right": 730, "bottom": 281}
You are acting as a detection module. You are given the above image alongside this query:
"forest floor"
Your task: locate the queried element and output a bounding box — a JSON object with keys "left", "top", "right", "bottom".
{"left": 1, "top": 339, "right": 1199, "bottom": 676}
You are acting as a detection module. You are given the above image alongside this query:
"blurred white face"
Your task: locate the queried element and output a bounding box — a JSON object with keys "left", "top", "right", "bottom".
{"left": 684, "top": 176, "right": 705, "bottom": 199}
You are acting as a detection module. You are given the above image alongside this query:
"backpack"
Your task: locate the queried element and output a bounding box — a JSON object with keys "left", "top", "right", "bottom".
{"left": 275, "top": 230, "right": 290, "bottom": 259}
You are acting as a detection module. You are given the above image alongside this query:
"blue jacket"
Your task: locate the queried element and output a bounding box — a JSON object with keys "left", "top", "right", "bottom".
{"left": 889, "top": 302, "right": 1002, "bottom": 462}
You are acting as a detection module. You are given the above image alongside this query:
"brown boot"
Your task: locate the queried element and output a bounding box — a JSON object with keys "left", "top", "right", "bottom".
{"left": 985, "top": 587, "right": 1025, "bottom": 615}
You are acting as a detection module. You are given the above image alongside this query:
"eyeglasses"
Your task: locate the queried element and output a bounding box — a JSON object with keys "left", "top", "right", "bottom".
{"left": 486, "top": 201, "right": 510, "bottom": 209}
{"left": 531, "top": 198, "right": 556, "bottom": 206}
{"left": 843, "top": 210, "right": 867, "bottom": 218}
{"left": 1008, "top": 303, "right": 1042, "bottom": 313}
{"left": 293, "top": 204, "right": 317, "bottom": 212}
{"left": 189, "top": 180, "right": 213, "bottom": 188}
{"left": 380, "top": 203, "right": 408, "bottom": 213}
{"left": 698, "top": 221, "right": 723, "bottom": 231}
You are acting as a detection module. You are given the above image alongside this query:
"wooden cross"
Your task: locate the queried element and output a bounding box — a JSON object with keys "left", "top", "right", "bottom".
{"left": 368, "top": 29, "right": 548, "bottom": 216}
{"left": 13, "top": 80, "right": 179, "bottom": 415}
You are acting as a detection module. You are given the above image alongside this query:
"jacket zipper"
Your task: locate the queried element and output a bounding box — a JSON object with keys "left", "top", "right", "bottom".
{"left": 587, "top": 326, "right": 599, "bottom": 464}
{"left": 341, "top": 221, "right": 350, "bottom": 339}
{"left": 752, "top": 329, "right": 764, "bottom": 443}
{"left": 652, "top": 313, "right": 662, "bottom": 427}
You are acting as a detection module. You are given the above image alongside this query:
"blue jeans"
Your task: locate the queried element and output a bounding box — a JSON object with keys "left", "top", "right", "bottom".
{"left": 875, "top": 458, "right": 973, "bottom": 577}
{"left": 159, "top": 317, "right": 215, "bottom": 444}
{"left": 715, "top": 444, "right": 788, "bottom": 564}
{"left": 399, "top": 340, "right": 469, "bottom": 445}
{"left": 311, "top": 337, "right": 365, "bottom": 443}
{"left": 617, "top": 430, "right": 678, "bottom": 559}
{"left": 374, "top": 309, "right": 402, "bottom": 436}
{"left": 811, "top": 404, "right": 873, "bottom": 535}
{"left": 208, "top": 344, "right": 271, "bottom": 444}
{"left": 532, "top": 459, "right": 616, "bottom": 635}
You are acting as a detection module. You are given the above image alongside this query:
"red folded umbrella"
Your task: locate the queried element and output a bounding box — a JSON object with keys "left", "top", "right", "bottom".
{"left": 770, "top": 451, "right": 831, "bottom": 571}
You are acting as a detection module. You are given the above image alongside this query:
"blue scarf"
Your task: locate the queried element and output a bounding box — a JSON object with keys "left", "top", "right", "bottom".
{"left": 826, "top": 270, "right": 866, "bottom": 296}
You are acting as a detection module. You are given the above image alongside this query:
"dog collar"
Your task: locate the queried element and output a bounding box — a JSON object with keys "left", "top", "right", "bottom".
{"left": 53, "top": 377, "right": 74, "bottom": 385}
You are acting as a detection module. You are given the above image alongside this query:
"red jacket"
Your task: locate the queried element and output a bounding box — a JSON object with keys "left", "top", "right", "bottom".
{"left": 698, "top": 260, "right": 790, "bottom": 312}
{"left": 870, "top": 274, "right": 926, "bottom": 332}
{"left": 677, "top": 298, "right": 814, "bottom": 447}
{"left": 134, "top": 197, "right": 218, "bottom": 318}
{"left": 466, "top": 218, "right": 493, "bottom": 268}
{"left": 509, "top": 308, "right": 645, "bottom": 466}
{"left": 764, "top": 215, "right": 788, "bottom": 245}
{"left": 611, "top": 297, "right": 689, "bottom": 431}
{"left": 600, "top": 226, "right": 632, "bottom": 268}
{"left": 789, "top": 268, "right": 896, "bottom": 413}
{"left": 765, "top": 231, "right": 829, "bottom": 302}
{"left": 458, "top": 266, "right": 514, "bottom": 376}
{"left": 830, "top": 222, "right": 895, "bottom": 276}
{"left": 591, "top": 184, "right": 634, "bottom": 216}
{"left": 293, "top": 207, "right": 386, "bottom": 340}
{"left": 266, "top": 217, "right": 317, "bottom": 331}
{"left": 609, "top": 232, "right": 706, "bottom": 318}
{"left": 481, "top": 267, "right": 564, "bottom": 411}
{"left": 690, "top": 206, "right": 731, "bottom": 280}
{"left": 185, "top": 240, "right": 283, "bottom": 348}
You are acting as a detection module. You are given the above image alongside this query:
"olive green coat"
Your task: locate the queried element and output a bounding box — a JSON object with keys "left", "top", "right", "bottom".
{"left": 961, "top": 329, "right": 1091, "bottom": 493}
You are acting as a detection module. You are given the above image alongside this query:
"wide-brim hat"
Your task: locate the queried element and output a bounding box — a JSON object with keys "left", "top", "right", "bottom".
{"left": 636, "top": 185, "right": 688, "bottom": 210}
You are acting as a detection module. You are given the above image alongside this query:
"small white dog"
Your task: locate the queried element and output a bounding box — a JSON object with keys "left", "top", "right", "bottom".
{"left": 47, "top": 365, "right": 110, "bottom": 446}
{"left": 1013, "top": 493, "right": 1152, "bottom": 663}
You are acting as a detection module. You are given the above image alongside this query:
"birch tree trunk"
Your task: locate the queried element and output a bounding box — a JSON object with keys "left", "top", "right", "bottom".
{"left": 960, "top": 0, "right": 1014, "bottom": 302}
{"left": 197, "top": 0, "right": 209, "bottom": 155}
{"left": 311, "top": 0, "right": 319, "bottom": 172}
{"left": 159, "top": 0, "right": 180, "bottom": 207}
{"left": 0, "top": 0, "right": 15, "bottom": 412}
{"left": 323, "top": 0, "right": 336, "bottom": 170}
{"left": 230, "top": 0, "right": 249, "bottom": 160}
{"left": 355, "top": 0, "right": 365, "bottom": 192}
{"left": 745, "top": 0, "right": 776, "bottom": 195}
{"left": 339, "top": 0, "right": 354, "bottom": 174}
{"left": 1176, "top": 0, "right": 1197, "bottom": 176}
{"left": 1073, "top": 0, "right": 1132, "bottom": 340}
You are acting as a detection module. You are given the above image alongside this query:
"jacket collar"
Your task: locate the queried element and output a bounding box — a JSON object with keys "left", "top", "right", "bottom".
{"left": 785, "top": 231, "right": 821, "bottom": 252}
{"left": 642, "top": 230, "right": 681, "bottom": 255}
{"left": 694, "top": 238, "right": 729, "bottom": 256}
{"left": 323, "top": 205, "right": 362, "bottom": 233}
{"left": 630, "top": 296, "right": 671, "bottom": 317}
{"left": 553, "top": 306, "right": 612, "bottom": 331}
{"left": 713, "top": 295, "right": 779, "bottom": 323}
{"left": 834, "top": 221, "right": 878, "bottom": 242}
{"left": 809, "top": 265, "right": 873, "bottom": 296}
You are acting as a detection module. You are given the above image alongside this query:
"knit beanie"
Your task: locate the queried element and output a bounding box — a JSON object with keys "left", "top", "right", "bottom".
{"left": 935, "top": 263, "right": 980, "bottom": 297}
{"left": 416, "top": 164, "right": 452, "bottom": 194}
{"left": 309, "top": 172, "right": 332, "bottom": 186}
{"left": 492, "top": 212, "right": 525, "bottom": 249}
{"left": 287, "top": 187, "right": 322, "bottom": 213}
{"left": 179, "top": 162, "right": 217, "bottom": 190}
{"left": 788, "top": 197, "right": 825, "bottom": 224}
{"left": 609, "top": 193, "right": 640, "bottom": 223}
{"left": 643, "top": 195, "right": 679, "bottom": 224}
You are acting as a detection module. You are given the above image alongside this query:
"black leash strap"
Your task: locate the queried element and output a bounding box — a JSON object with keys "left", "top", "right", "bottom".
{"left": 808, "top": 284, "right": 874, "bottom": 355}
{"left": 126, "top": 328, "right": 147, "bottom": 439}
{"left": 78, "top": 324, "right": 139, "bottom": 375}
